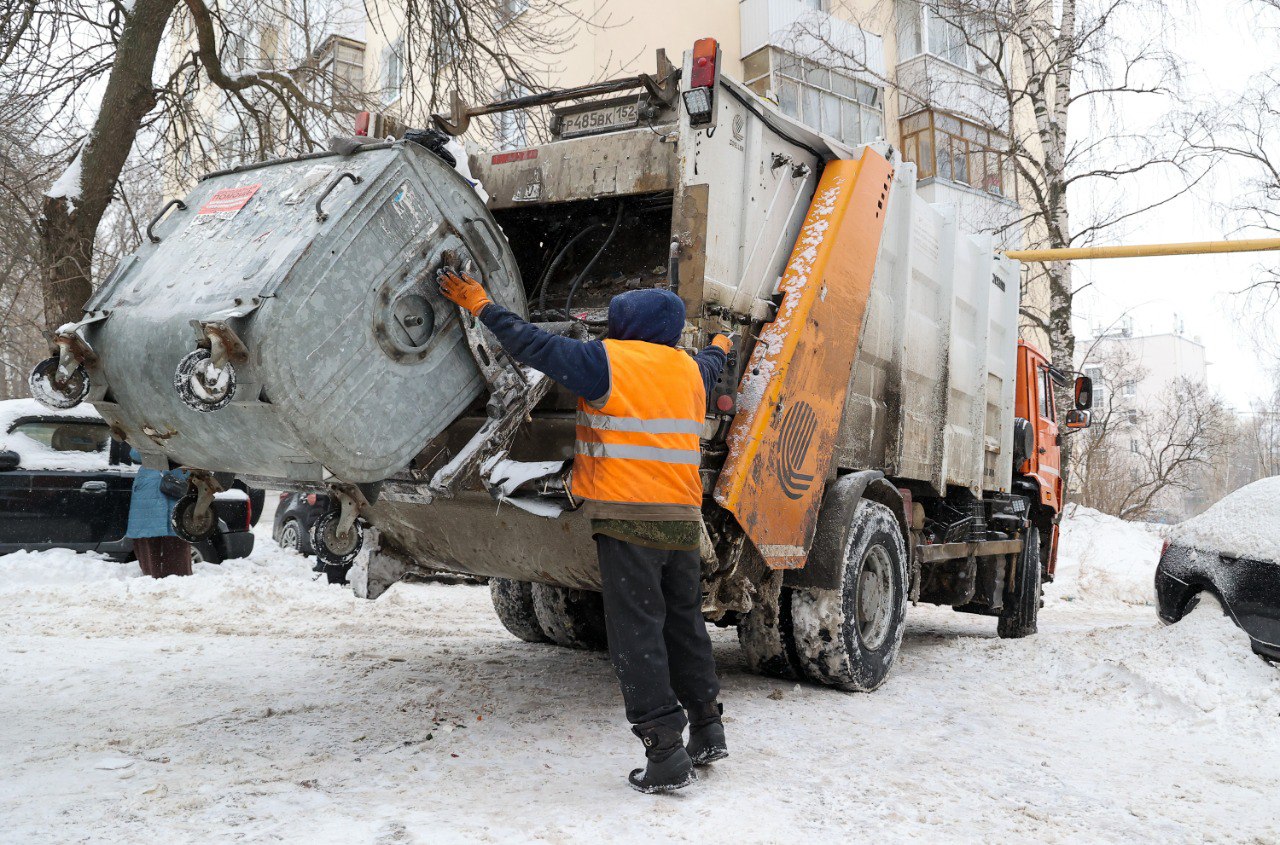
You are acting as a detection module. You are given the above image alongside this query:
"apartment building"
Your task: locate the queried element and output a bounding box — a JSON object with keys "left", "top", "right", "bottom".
{"left": 1078, "top": 323, "right": 1215, "bottom": 519}
{"left": 357, "top": 0, "right": 1023, "bottom": 243}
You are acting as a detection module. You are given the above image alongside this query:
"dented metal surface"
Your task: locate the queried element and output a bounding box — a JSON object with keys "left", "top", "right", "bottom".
{"left": 76, "top": 142, "right": 526, "bottom": 484}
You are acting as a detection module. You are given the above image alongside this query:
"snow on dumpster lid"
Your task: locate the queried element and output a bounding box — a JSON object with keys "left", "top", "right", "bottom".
{"left": 1166, "top": 476, "right": 1280, "bottom": 563}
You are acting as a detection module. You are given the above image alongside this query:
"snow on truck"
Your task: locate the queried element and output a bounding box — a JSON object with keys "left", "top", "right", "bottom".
{"left": 31, "top": 38, "right": 1093, "bottom": 691}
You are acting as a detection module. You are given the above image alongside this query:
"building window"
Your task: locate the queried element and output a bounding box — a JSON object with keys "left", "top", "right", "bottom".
{"left": 899, "top": 109, "right": 1013, "bottom": 197}
{"left": 1130, "top": 439, "right": 1139, "bottom": 454}
{"left": 381, "top": 37, "right": 404, "bottom": 105}
{"left": 743, "top": 49, "right": 884, "bottom": 146}
{"left": 1127, "top": 409, "right": 1139, "bottom": 426}
{"left": 897, "top": 0, "right": 1002, "bottom": 80}
{"left": 494, "top": 83, "right": 529, "bottom": 150}
{"left": 498, "top": 0, "right": 528, "bottom": 26}
{"left": 1122, "top": 381, "right": 1136, "bottom": 398}
{"left": 1083, "top": 366, "right": 1105, "bottom": 408}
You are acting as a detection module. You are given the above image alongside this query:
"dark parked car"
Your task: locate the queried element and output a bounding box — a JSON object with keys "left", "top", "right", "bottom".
{"left": 272, "top": 491, "right": 330, "bottom": 556}
{"left": 1156, "top": 478, "right": 1280, "bottom": 661}
{"left": 0, "top": 399, "right": 256, "bottom": 564}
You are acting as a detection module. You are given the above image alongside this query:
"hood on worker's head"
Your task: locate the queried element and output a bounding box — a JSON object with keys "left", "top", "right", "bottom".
{"left": 605, "top": 288, "right": 685, "bottom": 346}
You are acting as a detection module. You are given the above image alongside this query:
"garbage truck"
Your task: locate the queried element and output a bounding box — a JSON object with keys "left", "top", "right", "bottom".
{"left": 30, "top": 38, "right": 1093, "bottom": 692}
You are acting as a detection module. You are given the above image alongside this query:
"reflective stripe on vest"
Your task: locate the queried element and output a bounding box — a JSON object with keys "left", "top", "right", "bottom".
{"left": 571, "top": 339, "right": 705, "bottom": 508}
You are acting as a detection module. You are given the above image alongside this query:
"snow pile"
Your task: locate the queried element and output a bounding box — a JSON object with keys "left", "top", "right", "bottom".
{"left": 1166, "top": 476, "right": 1280, "bottom": 562}
{"left": 1053, "top": 504, "right": 1163, "bottom": 606}
{"left": 46, "top": 143, "right": 85, "bottom": 207}
{"left": 0, "top": 398, "right": 121, "bottom": 472}
{"left": 0, "top": 549, "right": 136, "bottom": 587}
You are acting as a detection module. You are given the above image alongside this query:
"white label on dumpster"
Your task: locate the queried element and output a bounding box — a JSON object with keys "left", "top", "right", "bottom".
{"left": 197, "top": 183, "right": 262, "bottom": 220}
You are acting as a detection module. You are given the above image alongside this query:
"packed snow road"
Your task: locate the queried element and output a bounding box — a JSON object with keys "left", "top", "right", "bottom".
{"left": 0, "top": 509, "right": 1276, "bottom": 844}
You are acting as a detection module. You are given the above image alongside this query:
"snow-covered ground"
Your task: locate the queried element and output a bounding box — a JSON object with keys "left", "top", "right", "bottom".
{"left": 1, "top": 510, "right": 1277, "bottom": 844}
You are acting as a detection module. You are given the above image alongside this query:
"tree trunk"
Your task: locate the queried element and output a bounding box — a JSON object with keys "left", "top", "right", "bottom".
{"left": 38, "top": 0, "right": 178, "bottom": 331}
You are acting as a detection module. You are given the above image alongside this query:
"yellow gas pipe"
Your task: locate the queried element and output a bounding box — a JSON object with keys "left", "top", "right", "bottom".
{"left": 1004, "top": 237, "right": 1280, "bottom": 262}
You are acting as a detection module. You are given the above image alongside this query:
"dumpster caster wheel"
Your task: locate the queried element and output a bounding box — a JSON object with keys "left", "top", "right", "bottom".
{"left": 312, "top": 510, "right": 363, "bottom": 567}
{"left": 29, "top": 356, "right": 90, "bottom": 410}
{"left": 174, "top": 348, "right": 235, "bottom": 412}
{"left": 172, "top": 492, "right": 218, "bottom": 543}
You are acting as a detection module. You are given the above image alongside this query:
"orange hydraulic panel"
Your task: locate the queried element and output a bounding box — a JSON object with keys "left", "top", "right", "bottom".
{"left": 714, "top": 150, "right": 894, "bottom": 570}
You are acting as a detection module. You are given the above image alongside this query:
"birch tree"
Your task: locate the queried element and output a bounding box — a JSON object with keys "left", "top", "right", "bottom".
{"left": 800, "top": 0, "right": 1203, "bottom": 477}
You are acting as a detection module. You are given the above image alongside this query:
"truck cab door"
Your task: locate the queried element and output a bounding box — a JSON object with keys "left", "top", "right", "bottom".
{"left": 1032, "top": 363, "right": 1061, "bottom": 510}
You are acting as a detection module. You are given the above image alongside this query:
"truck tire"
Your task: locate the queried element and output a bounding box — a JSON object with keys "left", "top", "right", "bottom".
{"left": 790, "top": 500, "right": 908, "bottom": 692}
{"left": 531, "top": 583, "right": 609, "bottom": 651}
{"left": 998, "top": 526, "right": 1041, "bottom": 639}
{"left": 489, "top": 578, "right": 549, "bottom": 644}
{"left": 736, "top": 571, "right": 801, "bottom": 680}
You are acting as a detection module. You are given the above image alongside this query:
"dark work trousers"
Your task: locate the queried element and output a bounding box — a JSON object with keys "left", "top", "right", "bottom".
{"left": 596, "top": 535, "right": 721, "bottom": 730}
{"left": 134, "top": 537, "right": 193, "bottom": 578}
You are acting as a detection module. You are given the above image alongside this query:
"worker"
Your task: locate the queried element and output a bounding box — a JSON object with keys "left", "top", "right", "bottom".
{"left": 438, "top": 268, "right": 731, "bottom": 794}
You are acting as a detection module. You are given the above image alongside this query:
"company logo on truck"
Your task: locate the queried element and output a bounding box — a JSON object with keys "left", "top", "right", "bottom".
{"left": 776, "top": 400, "right": 817, "bottom": 500}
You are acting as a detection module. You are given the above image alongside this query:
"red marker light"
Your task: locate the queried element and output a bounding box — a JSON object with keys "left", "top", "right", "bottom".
{"left": 690, "top": 38, "right": 719, "bottom": 89}
{"left": 716, "top": 394, "right": 735, "bottom": 412}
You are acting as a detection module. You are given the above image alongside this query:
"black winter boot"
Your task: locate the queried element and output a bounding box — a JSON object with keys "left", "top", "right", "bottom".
{"left": 685, "top": 701, "right": 728, "bottom": 766}
{"left": 628, "top": 721, "right": 696, "bottom": 794}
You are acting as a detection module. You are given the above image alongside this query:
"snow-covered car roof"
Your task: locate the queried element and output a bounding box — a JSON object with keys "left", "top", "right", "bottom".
{"left": 0, "top": 398, "right": 122, "bottom": 473}
{"left": 1166, "top": 476, "right": 1280, "bottom": 563}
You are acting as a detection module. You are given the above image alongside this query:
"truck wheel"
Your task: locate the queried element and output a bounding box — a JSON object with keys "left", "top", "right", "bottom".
{"left": 998, "top": 526, "right": 1041, "bottom": 639}
{"left": 490, "top": 578, "right": 549, "bottom": 644}
{"left": 531, "top": 583, "right": 608, "bottom": 651}
{"left": 736, "top": 571, "right": 801, "bottom": 680}
{"left": 790, "top": 500, "right": 908, "bottom": 692}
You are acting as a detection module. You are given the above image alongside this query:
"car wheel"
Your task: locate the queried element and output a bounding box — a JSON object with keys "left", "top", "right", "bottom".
{"left": 191, "top": 541, "right": 221, "bottom": 565}
{"left": 277, "top": 518, "right": 308, "bottom": 554}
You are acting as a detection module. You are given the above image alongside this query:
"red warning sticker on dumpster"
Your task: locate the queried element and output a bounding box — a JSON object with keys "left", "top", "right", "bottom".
{"left": 197, "top": 184, "right": 261, "bottom": 219}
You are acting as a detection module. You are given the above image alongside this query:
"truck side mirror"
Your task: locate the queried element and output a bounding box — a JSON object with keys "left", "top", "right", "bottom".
{"left": 0, "top": 449, "right": 20, "bottom": 471}
{"left": 1064, "top": 409, "right": 1091, "bottom": 430}
{"left": 1074, "top": 375, "right": 1093, "bottom": 410}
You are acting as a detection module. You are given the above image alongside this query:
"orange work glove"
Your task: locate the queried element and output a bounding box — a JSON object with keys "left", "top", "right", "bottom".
{"left": 711, "top": 334, "right": 733, "bottom": 354}
{"left": 437, "top": 268, "right": 492, "bottom": 316}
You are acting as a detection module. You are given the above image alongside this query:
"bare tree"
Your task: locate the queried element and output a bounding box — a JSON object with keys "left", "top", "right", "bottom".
{"left": 0, "top": 120, "right": 53, "bottom": 399}
{"left": 795, "top": 0, "right": 1205, "bottom": 478}
{"left": 1070, "top": 343, "right": 1231, "bottom": 519}
{"left": 0, "top": 0, "right": 583, "bottom": 342}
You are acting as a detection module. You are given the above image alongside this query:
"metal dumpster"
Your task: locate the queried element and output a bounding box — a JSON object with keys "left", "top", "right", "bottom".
{"left": 53, "top": 141, "right": 524, "bottom": 484}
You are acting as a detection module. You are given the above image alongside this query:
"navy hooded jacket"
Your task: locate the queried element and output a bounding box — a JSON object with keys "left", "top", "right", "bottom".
{"left": 477, "top": 288, "right": 726, "bottom": 403}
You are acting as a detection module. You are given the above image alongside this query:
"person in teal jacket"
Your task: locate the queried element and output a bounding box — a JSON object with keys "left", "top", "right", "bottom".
{"left": 126, "top": 447, "right": 193, "bottom": 578}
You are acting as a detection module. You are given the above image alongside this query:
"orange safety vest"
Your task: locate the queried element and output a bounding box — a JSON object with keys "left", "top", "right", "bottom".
{"left": 572, "top": 339, "right": 705, "bottom": 508}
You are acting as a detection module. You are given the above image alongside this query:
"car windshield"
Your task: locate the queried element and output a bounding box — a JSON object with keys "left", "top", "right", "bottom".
{"left": 9, "top": 419, "right": 111, "bottom": 453}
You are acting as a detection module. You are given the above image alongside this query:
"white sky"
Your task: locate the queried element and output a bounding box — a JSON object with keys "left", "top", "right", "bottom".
{"left": 1071, "top": 0, "right": 1278, "bottom": 410}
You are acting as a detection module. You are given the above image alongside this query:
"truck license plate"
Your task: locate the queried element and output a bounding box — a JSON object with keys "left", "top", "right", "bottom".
{"left": 558, "top": 102, "right": 640, "bottom": 138}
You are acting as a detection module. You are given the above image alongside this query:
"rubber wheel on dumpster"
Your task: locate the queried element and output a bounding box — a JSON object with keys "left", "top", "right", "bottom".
{"left": 172, "top": 493, "right": 218, "bottom": 543}
{"left": 790, "top": 500, "right": 908, "bottom": 692}
{"left": 531, "top": 583, "right": 609, "bottom": 650}
{"left": 998, "top": 525, "right": 1041, "bottom": 639}
{"left": 174, "top": 348, "right": 236, "bottom": 413}
{"left": 737, "top": 570, "right": 802, "bottom": 680}
{"left": 311, "top": 510, "right": 363, "bottom": 567}
{"left": 490, "top": 578, "right": 550, "bottom": 644}
{"left": 28, "top": 356, "right": 90, "bottom": 410}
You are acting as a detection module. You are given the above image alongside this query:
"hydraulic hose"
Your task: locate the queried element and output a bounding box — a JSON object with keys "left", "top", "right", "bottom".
{"left": 564, "top": 201, "right": 625, "bottom": 318}
{"left": 535, "top": 223, "right": 606, "bottom": 316}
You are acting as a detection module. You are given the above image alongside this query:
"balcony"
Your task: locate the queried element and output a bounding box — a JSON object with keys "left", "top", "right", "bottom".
{"left": 896, "top": 53, "right": 1007, "bottom": 127}
{"left": 740, "top": 0, "right": 886, "bottom": 78}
